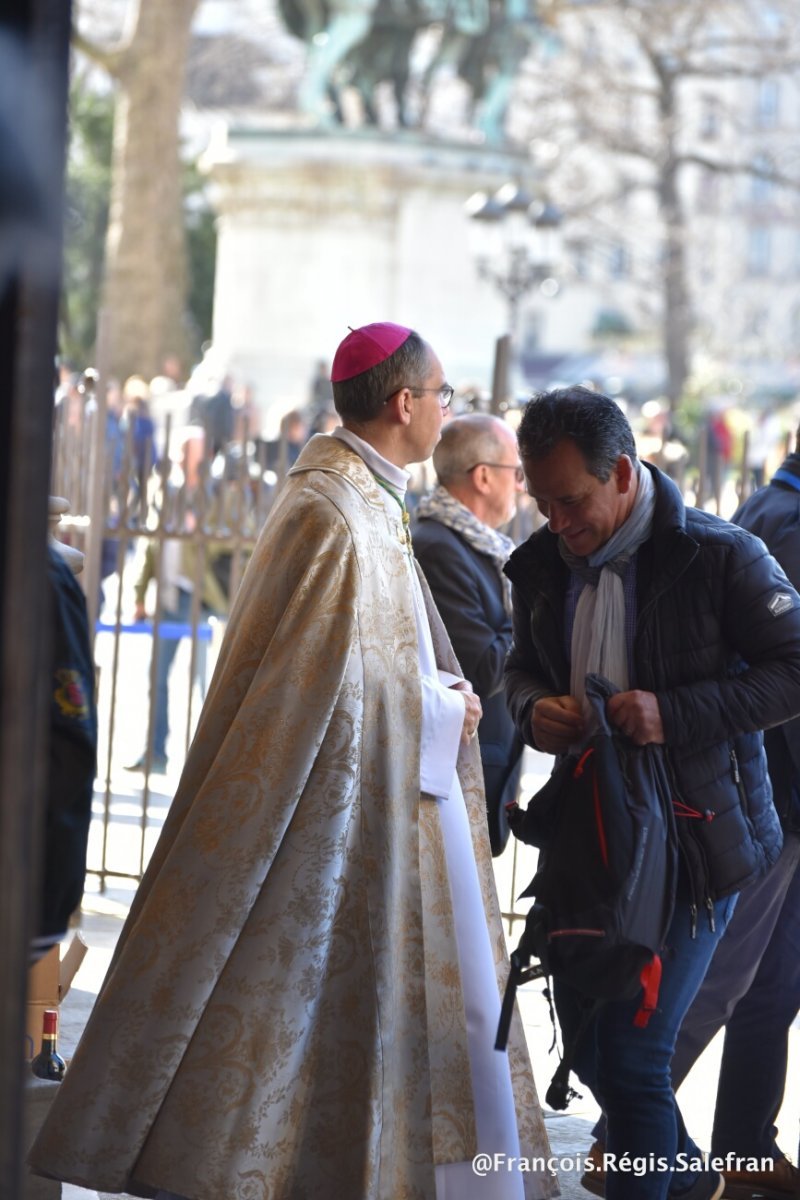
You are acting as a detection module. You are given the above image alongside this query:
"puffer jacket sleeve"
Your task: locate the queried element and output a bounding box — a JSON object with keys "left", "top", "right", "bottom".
{"left": 735, "top": 486, "right": 800, "bottom": 817}
{"left": 733, "top": 483, "right": 800, "bottom": 591}
{"left": 657, "top": 530, "right": 800, "bottom": 747}
{"left": 505, "top": 585, "right": 558, "bottom": 749}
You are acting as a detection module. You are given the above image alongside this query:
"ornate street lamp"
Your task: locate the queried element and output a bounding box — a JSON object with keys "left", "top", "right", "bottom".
{"left": 465, "top": 182, "right": 562, "bottom": 340}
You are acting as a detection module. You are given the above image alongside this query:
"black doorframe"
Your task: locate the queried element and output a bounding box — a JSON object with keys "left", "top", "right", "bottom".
{"left": 0, "top": 2, "right": 71, "bottom": 1195}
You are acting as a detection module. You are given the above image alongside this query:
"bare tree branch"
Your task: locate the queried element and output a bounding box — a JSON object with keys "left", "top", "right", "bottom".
{"left": 679, "top": 153, "right": 800, "bottom": 189}
{"left": 71, "top": 27, "right": 127, "bottom": 78}
{"left": 525, "top": 0, "right": 800, "bottom": 404}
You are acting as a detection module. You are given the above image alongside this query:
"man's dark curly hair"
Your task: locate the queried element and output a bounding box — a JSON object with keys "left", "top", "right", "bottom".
{"left": 517, "top": 385, "right": 637, "bottom": 482}
{"left": 332, "top": 330, "right": 431, "bottom": 423}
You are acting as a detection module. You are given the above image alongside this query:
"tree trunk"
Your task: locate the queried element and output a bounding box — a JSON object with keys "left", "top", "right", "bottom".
{"left": 102, "top": 0, "right": 199, "bottom": 383}
{"left": 660, "top": 159, "right": 691, "bottom": 413}
{"left": 656, "top": 71, "right": 691, "bottom": 413}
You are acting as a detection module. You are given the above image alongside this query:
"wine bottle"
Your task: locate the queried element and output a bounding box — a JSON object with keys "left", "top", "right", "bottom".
{"left": 31, "top": 1009, "right": 66, "bottom": 1081}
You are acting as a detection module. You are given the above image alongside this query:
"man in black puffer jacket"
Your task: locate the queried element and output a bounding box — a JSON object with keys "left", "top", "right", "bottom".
{"left": 504, "top": 387, "right": 800, "bottom": 1200}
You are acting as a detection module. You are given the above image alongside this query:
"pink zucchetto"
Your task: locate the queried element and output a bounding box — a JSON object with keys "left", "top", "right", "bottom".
{"left": 330, "top": 322, "right": 413, "bottom": 383}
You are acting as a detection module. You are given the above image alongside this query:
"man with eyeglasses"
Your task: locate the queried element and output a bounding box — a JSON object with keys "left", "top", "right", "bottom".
{"left": 414, "top": 413, "right": 526, "bottom": 855}
{"left": 31, "top": 323, "right": 554, "bottom": 1200}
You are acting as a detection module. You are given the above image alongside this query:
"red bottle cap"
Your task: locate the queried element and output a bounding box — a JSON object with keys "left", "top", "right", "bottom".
{"left": 43, "top": 1010, "right": 58, "bottom": 1035}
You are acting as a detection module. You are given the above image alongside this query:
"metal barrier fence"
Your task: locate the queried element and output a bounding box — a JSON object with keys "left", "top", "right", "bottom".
{"left": 51, "top": 401, "right": 280, "bottom": 892}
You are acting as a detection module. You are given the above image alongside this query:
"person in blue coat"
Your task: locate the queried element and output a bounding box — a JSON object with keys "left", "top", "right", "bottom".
{"left": 414, "top": 413, "right": 525, "bottom": 854}
{"left": 34, "top": 545, "right": 97, "bottom": 961}
{"left": 669, "top": 429, "right": 800, "bottom": 1200}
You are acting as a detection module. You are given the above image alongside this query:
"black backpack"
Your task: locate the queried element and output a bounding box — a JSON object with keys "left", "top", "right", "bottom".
{"left": 495, "top": 673, "right": 678, "bottom": 1109}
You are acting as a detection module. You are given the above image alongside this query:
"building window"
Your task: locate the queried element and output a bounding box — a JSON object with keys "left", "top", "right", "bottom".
{"left": 570, "top": 240, "right": 591, "bottom": 280}
{"left": 758, "top": 5, "right": 784, "bottom": 35}
{"left": 747, "top": 227, "right": 771, "bottom": 276}
{"left": 755, "top": 80, "right": 780, "bottom": 129}
{"left": 699, "top": 95, "right": 720, "bottom": 140}
{"left": 608, "top": 242, "right": 630, "bottom": 279}
{"left": 751, "top": 154, "right": 773, "bottom": 205}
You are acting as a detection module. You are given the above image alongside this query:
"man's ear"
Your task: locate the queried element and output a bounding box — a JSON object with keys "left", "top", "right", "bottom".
{"left": 472, "top": 463, "right": 492, "bottom": 494}
{"left": 386, "top": 386, "right": 413, "bottom": 428}
{"left": 615, "top": 454, "right": 635, "bottom": 493}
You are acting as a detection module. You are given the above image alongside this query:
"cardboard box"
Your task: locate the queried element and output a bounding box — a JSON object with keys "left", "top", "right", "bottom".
{"left": 24, "top": 934, "right": 88, "bottom": 1061}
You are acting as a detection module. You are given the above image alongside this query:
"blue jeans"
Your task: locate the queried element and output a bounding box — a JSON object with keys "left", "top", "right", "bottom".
{"left": 149, "top": 589, "right": 209, "bottom": 760}
{"left": 556, "top": 881, "right": 738, "bottom": 1200}
{"left": 671, "top": 835, "right": 800, "bottom": 1160}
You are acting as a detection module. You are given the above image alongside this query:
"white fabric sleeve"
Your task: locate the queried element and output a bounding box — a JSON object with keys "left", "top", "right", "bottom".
{"left": 419, "top": 675, "right": 466, "bottom": 798}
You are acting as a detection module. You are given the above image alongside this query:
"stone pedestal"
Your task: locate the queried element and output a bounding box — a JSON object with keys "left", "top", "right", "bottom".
{"left": 204, "top": 126, "right": 533, "bottom": 433}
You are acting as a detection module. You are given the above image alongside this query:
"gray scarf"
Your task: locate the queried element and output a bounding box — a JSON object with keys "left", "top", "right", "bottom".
{"left": 559, "top": 463, "right": 656, "bottom": 707}
{"left": 416, "top": 484, "right": 516, "bottom": 611}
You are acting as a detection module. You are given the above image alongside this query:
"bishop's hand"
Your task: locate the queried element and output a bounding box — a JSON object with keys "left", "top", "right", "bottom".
{"left": 451, "top": 681, "right": 483, "bottom": 746}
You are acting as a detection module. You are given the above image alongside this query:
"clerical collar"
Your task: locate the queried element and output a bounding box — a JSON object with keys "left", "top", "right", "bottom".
{"left": 333, "top": 426, "right": 413, "bottom": 553}
{"left": 332, "top": 427, "right": 410, "bottom": 498}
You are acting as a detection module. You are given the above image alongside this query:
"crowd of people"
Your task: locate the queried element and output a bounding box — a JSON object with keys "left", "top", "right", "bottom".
{"left": 51, "top": 353, "right": 350, "bottom": 773}
{"left": 52, "top": 349, "right": 346, "bottom": 499}
{"left": 31, "top": 323, "right": 800, "bottom": 1200}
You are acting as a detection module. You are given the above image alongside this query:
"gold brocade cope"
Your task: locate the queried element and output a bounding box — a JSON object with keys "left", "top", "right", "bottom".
{"left": 29, "top": 434, "right": 553, "bottom": 1200}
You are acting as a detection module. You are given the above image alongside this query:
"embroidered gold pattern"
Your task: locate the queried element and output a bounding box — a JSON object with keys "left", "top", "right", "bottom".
{"left": 29, "top": 436, "right": 553, "bottom": 1200}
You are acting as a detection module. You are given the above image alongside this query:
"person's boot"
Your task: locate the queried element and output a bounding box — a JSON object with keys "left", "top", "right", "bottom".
{"left": 675, "top": 1173, "right": 725, "bottom": 1200}
{"left": 126, "top": 752, "right": 167, "bottom": 773}
{"left": 581, "top": 1141, "right": 606, "bottom": 1196}
{"left": 722, "top": 1156, "right": 800, "bottom": 1200}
